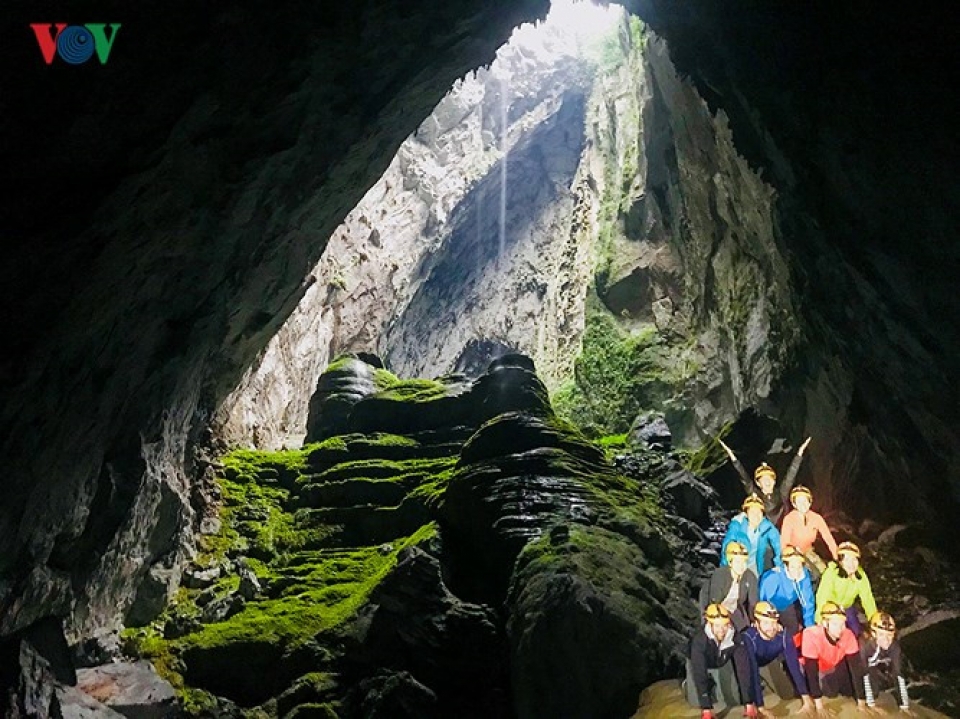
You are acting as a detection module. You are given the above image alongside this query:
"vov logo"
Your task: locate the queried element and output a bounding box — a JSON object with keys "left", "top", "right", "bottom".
{"left": 30, "top": 24, "right": 121, "bottom": 65}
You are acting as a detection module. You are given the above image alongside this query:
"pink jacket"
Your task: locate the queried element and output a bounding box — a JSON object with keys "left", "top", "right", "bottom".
{"left": 781, "top": 509, "right": 838, "bottom": 559}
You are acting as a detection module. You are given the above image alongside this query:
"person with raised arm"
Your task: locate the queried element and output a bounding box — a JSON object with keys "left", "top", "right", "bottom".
{"left": 719, "top": 436, "right": 812, "bottom": 526}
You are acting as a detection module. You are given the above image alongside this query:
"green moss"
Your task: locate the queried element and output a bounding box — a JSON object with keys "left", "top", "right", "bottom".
{"left": 314, "top": 436, "right": 348, "bottom": 452}
{"left": 593, "top": 196, "right": 622, "bottom": 296}
{"left": 133, "top": 429, "right": 461, "bottom": 713}
{"left": 551, "top": 305, "right": 674, "bottom": 434}
{"left": 628, "top": 15, "right": 645, "bottom": 51}
{"left": 675, "top": 422, "right": 734, "bottom": 476}
{"left": 597, "top": 433, "right": 628, "bottom": 448}
{"left": 303, "top": 456, "right": 456, "bottom": 486}
{"left": 285, "top": 672, "right": 337, "bottom": 695}
{"left": 193, "top": 524, "right": 435, "bottom": 647}
{"left": 181, "top": 687, "right": 220, "bottom": 715}
{"left": 323, "top": 356, "right": 357, "bottom": 374}
{"left": 406, "top": 462, "right": 457, "bottom": 509}
{"left": 214, "top": 476, "right": 297, "bottom": 561}
{"left": 372, "top": 378, "right": 449, "bottom": 403}
{"left": 134, "top": 523, "right": 437, "bottom": 715}
{"left": 354, "top": 433, "right": 419, "bottom": 448}
{"left": 373, "top": 368, "right": 399, "bottom": 390}
{"left": 222, "top": 446, "right": 315, "bottom": 484}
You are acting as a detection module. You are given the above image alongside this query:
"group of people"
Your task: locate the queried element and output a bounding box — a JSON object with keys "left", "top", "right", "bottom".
{"left": 684, "top": 438, "right": 913, "bottom": 718}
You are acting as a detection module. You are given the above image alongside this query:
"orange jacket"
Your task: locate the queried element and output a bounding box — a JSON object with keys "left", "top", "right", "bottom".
{"left": 781, "top": 509, "right": 838, "bottom": 558}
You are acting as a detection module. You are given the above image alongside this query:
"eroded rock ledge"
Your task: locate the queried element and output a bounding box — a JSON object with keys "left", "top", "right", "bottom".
{"left": 117, "top": 355, "right": 698, "bottom": 718}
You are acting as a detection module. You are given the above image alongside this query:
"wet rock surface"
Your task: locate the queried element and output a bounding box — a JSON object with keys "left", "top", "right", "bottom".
{"left": 117, "top": 356, "right": 700, "bottom": 717}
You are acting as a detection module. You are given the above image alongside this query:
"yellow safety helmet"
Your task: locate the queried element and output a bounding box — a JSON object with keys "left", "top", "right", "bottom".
{"left": 869, "top": 612, "right": 896, "bottom": 633}
{"left": 754, "top": 601, "right": 780, "bottom": 621}
{"left": 790, "top": 485, "right": 813, "bottom": 503}
{"left": 821, "top": 601, "right": 846, "bottom": 619}
{"left": 754, "top": 462, "right": 777, "bottom": 481}
{"left": 705, "top": 603, "right": 732, "bottom": 623}
{"left": 725, "top": 541, "right": 749, "bottom": 560}
{"left": 742, "top": 493, "right": 765, "bottom": 512}
{"left": 782, "top": 544, "right": 806, "bottom": 562}
{"left": 837, "top": 541, "right": 861, "bottom": 560}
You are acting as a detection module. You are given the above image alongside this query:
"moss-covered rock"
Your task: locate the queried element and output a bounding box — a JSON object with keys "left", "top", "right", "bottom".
{"left": 304, "top": 355, "right": 383, "bottom": 442}
{"left": 275, "top": 672, "right": 340, "bottom": 718}
{"left": 442, "top": 409, "right": 670, "bottom": 603}
{"left": 306, "top": 353, "right": 554, "bottom": 443}
{"left": 344, "top": 547, "right": 509, "bottom": 718}
{"left": 507, "top": 524, "right": 691, "bottom": 719}
{"left": 127, "top": 427, "right": 454, "bottom": 714}
{"left": 550, "top": 307, "right": 683, "bottom": 435}
{"left": 130, "top": 356, "right": 702, "bottom": 718}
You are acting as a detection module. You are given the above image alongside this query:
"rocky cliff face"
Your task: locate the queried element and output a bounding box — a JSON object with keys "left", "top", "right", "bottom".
{"left": 216, "top": 9, "right": 611, "bottom": 450}
{"left": 628, "top": 2, "right": 959, "bottom": 521}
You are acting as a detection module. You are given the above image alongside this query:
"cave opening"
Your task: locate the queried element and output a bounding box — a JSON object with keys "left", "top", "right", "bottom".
{"left": 1, "top": 1, "right": 958, "bottom": 717}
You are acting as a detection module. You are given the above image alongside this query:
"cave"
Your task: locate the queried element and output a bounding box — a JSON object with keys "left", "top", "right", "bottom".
{"left": 1, "top": 1, "right": 957, "bottom": 717}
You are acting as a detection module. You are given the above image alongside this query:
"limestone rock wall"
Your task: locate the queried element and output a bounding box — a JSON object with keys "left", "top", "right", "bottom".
{"left": 216, "top": 10, "right": 614, "bottom": 449}
{"left": 632, "top": 35, "right": 802, "bottom": 442}
{"left": 630, "top": 2, "right": 960, "bottom": 520}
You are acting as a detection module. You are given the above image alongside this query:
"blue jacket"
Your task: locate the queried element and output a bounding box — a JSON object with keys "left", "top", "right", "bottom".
{"left": 721, "top": 513, "right": 782, "bottom": 577}
{"left": 743, "top": 625, "right": 809, "bottom": 705}
{"left": 759, "top": 565, "right": 816, "bottom": 628}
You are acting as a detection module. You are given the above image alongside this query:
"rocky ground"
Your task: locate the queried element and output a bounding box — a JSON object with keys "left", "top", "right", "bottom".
{"left": 633, "top": 679, "right": 953, "bottom": 718}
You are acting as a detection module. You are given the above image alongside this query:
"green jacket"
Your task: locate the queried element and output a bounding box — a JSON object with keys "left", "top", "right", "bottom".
{"left": 815, "top": 562, "right": 877, "bottom": 621}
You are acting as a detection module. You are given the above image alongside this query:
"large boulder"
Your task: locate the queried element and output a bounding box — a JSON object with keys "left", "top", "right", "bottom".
{"left": 629, "top": 411, "right": 673, "bottom": 451}
{"left": 660, "top": 466, "right": 717, "bottom": 527}
{"left": 0, "top": 617, "right": 78, "bottom": 717}
{"left": 305, "top": 355, "right": 384, "bottom": 442}
{"left": 507, "top": 525, "right": 689, "bottom": 719}
{"left": 350, "top": 671, "right": 438, "bottom": 719}
{"left": 441, "top": 412, "right": 611, "bottom": 600}
{"left": 75, "top": 661, "right": 178, "bottom": 719}
{"left": 347, "top": 546, "right": 508, "bottom": 718}
{"left": 306, "top": 353, "right": 553, "bottom": 443}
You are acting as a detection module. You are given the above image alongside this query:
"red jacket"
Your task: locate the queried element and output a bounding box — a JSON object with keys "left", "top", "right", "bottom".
{"left": 801, "top": 625, "right": 859, "bottom": 673}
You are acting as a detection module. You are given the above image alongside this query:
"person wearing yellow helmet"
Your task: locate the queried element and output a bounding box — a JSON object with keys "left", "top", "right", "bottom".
{"left": 700, "top": 541, "right": 759, "bottom": 632}
{"left": 721, "top": 494, "right": 782, "bottom": 577}
{"left": 719, "top": 436, "right": 812, "bottom": 526}
{"left": 815, "top": 541, "right": 877, "bottom": 636}
{"left": 780, "top": 485, "right": 839, "bottom": 582}
{"left": 860, "top": 612, "right": 912, "bottom": 712}
{"left": 684, "top": 603, "right": 756, "bottom": 719}
{"left": 759, "top": 544, "right": 816, "bottom": 638}
{"left": 801, "top": 601, "right": 869, "bottom": 713}
{"left": 742, "top": 602, "right": 815, "bottom": 716}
